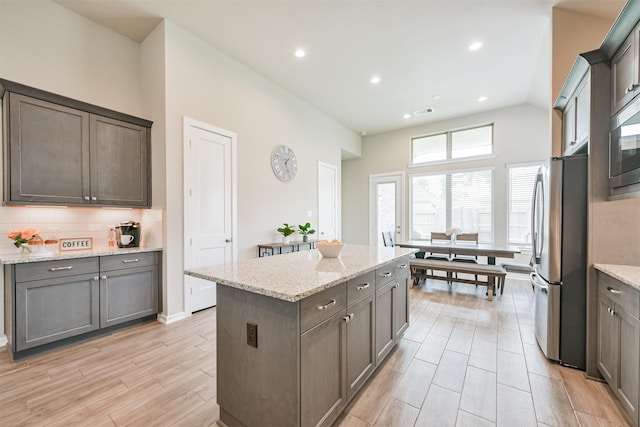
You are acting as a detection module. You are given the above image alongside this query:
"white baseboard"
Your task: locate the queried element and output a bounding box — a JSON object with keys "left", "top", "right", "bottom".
{"left": 0, "top": 335, "right": 7, "bottom": 346}
{"left": 157, "top": 312, "right": 187, "bottom": 324}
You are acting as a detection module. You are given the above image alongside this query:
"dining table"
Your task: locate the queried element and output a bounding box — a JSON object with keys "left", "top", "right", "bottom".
{"left": 394, "top": 239, "right": 521, "bottom": 265}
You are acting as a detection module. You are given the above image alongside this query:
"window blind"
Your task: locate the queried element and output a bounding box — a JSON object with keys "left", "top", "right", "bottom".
{"left": 410, "top": 169, "right": 493, "bottom": 242}
{"left": 507, "top": 163, "right": 542, "bottom": 248}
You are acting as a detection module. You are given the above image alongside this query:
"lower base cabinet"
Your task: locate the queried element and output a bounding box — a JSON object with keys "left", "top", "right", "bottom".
{"left": 597, "top": 271, "right": 640, "bottom": 427}
{"left": 217, "top": 256, "right": 411, "bottom": 427}
{"left": 5, "top": 251, "right": 161, "bottom": 359}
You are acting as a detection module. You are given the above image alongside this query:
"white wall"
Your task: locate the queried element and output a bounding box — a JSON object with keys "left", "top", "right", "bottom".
{"left": 160, "top": 20, "right": 359, "bottom": 316}
{"left": 0, "top": 2, "right": 361, "bottom": 325}
{"left": 342, "top": 103, "right": 550, "bottom": 252}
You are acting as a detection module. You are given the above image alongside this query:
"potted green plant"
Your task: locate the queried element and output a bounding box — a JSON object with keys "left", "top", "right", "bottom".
{"left": 277, "top": 223, "right": 296, "bottom": 244}
{"left": 297, "top": 222, "right": 316, "bottom": 243}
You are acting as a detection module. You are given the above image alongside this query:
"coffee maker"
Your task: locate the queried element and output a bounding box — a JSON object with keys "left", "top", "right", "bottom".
{"left": 115, "top": 221, "right": 141, "bottom": 248}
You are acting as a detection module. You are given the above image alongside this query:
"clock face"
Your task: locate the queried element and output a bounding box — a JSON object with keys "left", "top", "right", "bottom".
{"left": 271, "top": 145, "right": 298, "bottom": 182}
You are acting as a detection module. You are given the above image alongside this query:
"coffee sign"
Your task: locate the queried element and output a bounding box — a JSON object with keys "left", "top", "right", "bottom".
{"left": 59, "top": 237, "right": 93, "bottom": 251}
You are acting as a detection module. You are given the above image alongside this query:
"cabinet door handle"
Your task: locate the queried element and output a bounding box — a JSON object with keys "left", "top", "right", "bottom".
{"left": 608, "top": 307, "right": 616, "bottom": 316}
{"left": 393, "top": 283, "right": 400, "bottom": 289}
{"left": 398, "top": 264, "right": 408, "bottom": 269}
{"left": 380, "top": 272, "right": 392, "bottom": 277}
{"left": 91, "top": 196, "right": 97, "bottom": 201}
{"left": 122, "top": 258, "right": 140, "bottom": 263}
{"left": 84, "top": 196, "right": 90, "bottom": 201}
{"left": 49, "top": 266, "right": 73, "bottom": 271}
{"left": 317, "top": 299, "right": 336, "bottom": 311}
{"left": 607, "top": 287, "right": 621, "bottom": 295}
{"left": 101, "top": 275, "right": 107, "bottom": 280}
{"left": 93, "top": 276, "right": 99, "bottom": 281}
{"left": 356, "top": 283, "right": 370, "bottom": 290}
{"left": 343, "top": 313, "right": 354, "bottom": 323}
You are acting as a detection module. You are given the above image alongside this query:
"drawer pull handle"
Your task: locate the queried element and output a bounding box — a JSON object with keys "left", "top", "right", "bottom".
{"left": 49, "top": 266, "right": 73, "bottom": 272}
{"left": 607, "top": 287, "right": 622, "bottom": 295}
{"left": 356, "top": 283, "right": 370, "bottom": 290}
{"left": 317, "top": 299, "right": 337, "bottom": 311}
{"left": 398, "top": 264, "right": 408, "bottom": 269}
{"left": 381, "top": 272, "right": 392, "bottom": 277}
{"left": 123, "top": 259, "right": 140, "bottom": 263}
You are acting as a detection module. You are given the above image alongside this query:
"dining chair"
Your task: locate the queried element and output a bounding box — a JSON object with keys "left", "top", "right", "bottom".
{"left": 451, "top": 232, "right": 479, "bottom": 282}
{"left": 382, "top": 231, "right": 395, "bottom": 247}
{"left": 426, "top": 232, "right": 451, "bottom": 283}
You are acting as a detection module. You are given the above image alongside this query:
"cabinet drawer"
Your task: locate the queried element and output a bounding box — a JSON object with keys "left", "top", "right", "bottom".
{"left": 599, "top": 272, "right": 640, "bottom": 319}
{"left": 347, "top": 270, "right": 375, "bottom": 306}
{"left": 375, "top": 263, "right": 396, "bottom": 288}
{"left": 100, "top": 252, "right": 158, "bottom": 271}
{"left": 15, "top": 257, "right": 99, "bottom": 283}
{"left": 300, "top": 283, "right": 346, "bottom": 333}
{"left": 395, "top": 258, "right": 410, "bottom": 276}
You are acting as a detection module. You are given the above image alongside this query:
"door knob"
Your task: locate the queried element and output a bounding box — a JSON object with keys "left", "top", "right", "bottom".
{"left": 225, "top": 238, "right": 233, "bottom": 243}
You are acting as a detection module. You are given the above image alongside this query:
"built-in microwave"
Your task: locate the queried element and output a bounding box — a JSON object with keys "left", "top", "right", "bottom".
{"left": 610, "top": 96, "right": 640, "bottom": 199}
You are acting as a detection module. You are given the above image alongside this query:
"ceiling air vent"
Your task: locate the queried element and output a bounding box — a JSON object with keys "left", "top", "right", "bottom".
{"left": 413, "top": 108, "right": 434, "bottom": 116}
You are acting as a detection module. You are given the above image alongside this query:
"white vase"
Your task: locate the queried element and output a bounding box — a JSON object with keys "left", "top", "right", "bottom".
{"left": 282, "top": 236, "right": 290, "bottom": 244}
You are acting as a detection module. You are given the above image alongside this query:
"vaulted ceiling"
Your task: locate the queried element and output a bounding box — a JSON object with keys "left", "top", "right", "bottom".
{"left": 53, "top": 0, "right": 626, "bottom": 135}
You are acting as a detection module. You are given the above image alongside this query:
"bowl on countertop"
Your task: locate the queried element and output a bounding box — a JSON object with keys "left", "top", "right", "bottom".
{"left": 317, "top": 241, "right": 346, "bottom": 258}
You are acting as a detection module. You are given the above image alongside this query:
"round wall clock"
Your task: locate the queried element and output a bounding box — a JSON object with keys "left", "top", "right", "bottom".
{"left": 271, "top": 145, "right": 298, "bottom": 182}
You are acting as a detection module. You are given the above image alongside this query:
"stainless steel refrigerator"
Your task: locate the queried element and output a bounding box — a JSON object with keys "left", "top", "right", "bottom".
{"left": 530, "top": 155, "right": 588, "bottom": 370}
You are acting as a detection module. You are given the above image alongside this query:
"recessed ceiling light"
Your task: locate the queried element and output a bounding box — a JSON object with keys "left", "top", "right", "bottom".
{"left": 370, "top": 75, "right": 381, "bottom": 84}
{"left": 432, "top": 95, "right": 441, "bottom": 100}
{"left": 403, "top": 114, "right": 411, "bottom": 119}
{"left": 478, "top": 96, "right": 488, "bottom": 102}
{"left": 469, "top": 42, "right": 483, "bottom": 51}
{"left": 294, "top": 49, "right": 306, "bottom": 58}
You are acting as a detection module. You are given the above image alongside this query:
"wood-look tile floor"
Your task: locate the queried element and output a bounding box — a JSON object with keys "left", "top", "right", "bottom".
{"left": 0, "top": 277, "right": 630, "bottom": 426}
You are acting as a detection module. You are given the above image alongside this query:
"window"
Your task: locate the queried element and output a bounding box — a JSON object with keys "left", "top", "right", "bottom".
{"left": 507, "top": 163, "right": 542, "bottom": 249}
{"left": 410, "top": 169, "right": 493, "bottom": 243}
{"left": 412, "top": 124, "right": 493, "bottom": 164}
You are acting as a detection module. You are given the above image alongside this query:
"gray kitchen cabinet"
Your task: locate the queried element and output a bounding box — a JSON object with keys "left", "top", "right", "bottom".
{"left": 346, "top": 292, "right": 375, "bottom": 400}
{"left": 611, "top": 26, "right": 640, "bottom": 116}
{"left": 4, "top": 251, "right": 161, "bottom": 360}
{"left": 375, "top": 280, "right": 395, "bottom": 364}
{"left": 1, "top": 79, "right": 152, "bottom": 208}
{"left": 561, "top": 72, "right": 590, "bottom": 155}
{"left": 375, "top": 260, "right": 411, "bottom": 365}
{"left": 11, "top": 258, "right": 100, "bottom": 351}
{"left": 6, "top": 93, "right": 91, "bottom": 205}
{"left": 597, "top": 271, "right": 640, "bottom": 427}
{"left": 214, "top": 255, "right": 411, "bottom": 427}
{"left": 99, "top": 252, "right": 159, "bottom": 328}
{"left": 301, "top": 310, "right": 347, "bottom": 427}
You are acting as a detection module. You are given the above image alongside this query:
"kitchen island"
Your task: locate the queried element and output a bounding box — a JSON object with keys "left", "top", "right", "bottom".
{"left": 185, "top": 244, "right": 415, "bottom": 427}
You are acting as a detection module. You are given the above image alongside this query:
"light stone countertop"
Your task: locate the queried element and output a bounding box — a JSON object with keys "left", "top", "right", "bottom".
{"left": 594, "top": 264, "right": 640, "bottom": 291}
{"left": 186, "top": 244, "right": 417, "bottom": 302}
{"left": 0, "top": 246, "right": 163, "bottom": 265}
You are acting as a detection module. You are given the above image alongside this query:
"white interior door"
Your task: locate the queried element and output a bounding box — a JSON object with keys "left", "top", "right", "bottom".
{"left": 184, "top": 118, "right": 236, "bottom": 314}
{"left": 369, "top": 173, "right": 404, "bottom": 247}
{"left": 318, "top": 162, "right": 338, "bottom": 241}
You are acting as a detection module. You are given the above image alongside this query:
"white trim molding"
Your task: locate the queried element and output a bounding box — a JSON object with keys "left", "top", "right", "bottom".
{"left": 157, "top": 312, "right": 188, "bottom": 324}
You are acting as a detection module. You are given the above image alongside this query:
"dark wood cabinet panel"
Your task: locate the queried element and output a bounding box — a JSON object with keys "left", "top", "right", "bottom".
{"left": 7, "top": 93, "right": 90, "bottom": 205}
{"left": 346, "top": 293, "right": 375, "bottom": 400}
{"left": 1, "top": 80, "right": 152, "bottom": 208}
{"left": 301, "top": 312, "right": 347, "bottom": 427}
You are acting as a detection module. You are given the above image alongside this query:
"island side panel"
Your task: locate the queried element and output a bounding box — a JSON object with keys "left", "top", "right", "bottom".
{"left": 217, "top": 284, "right": 300, "bottom": 427}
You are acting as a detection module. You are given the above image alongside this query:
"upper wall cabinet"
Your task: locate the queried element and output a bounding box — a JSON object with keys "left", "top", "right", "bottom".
{"left": 611, "top": 24, "right": 640, "bottom": 116}
{"left": 1, "top": 80, "right": 152, "bottom": 208}
{"left": 556, "top": 61, "right": 591, "bottom": 157}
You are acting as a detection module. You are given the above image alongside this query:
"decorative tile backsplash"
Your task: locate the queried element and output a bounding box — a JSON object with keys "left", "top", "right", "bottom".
{"left": 0, "top": 206, "right": 163, "bottom": 255}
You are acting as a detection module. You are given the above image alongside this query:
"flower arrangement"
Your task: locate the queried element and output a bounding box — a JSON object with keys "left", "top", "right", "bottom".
{"left": 8, "top": 228, "right": 42, "bottom": 251}
{"left": 445, "top": 227, "right": 462, "bottom": 237}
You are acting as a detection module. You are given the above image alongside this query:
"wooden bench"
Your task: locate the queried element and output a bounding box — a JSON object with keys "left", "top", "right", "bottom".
{"left": 409, "top": 259, "right": 507, "bottom": 301}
